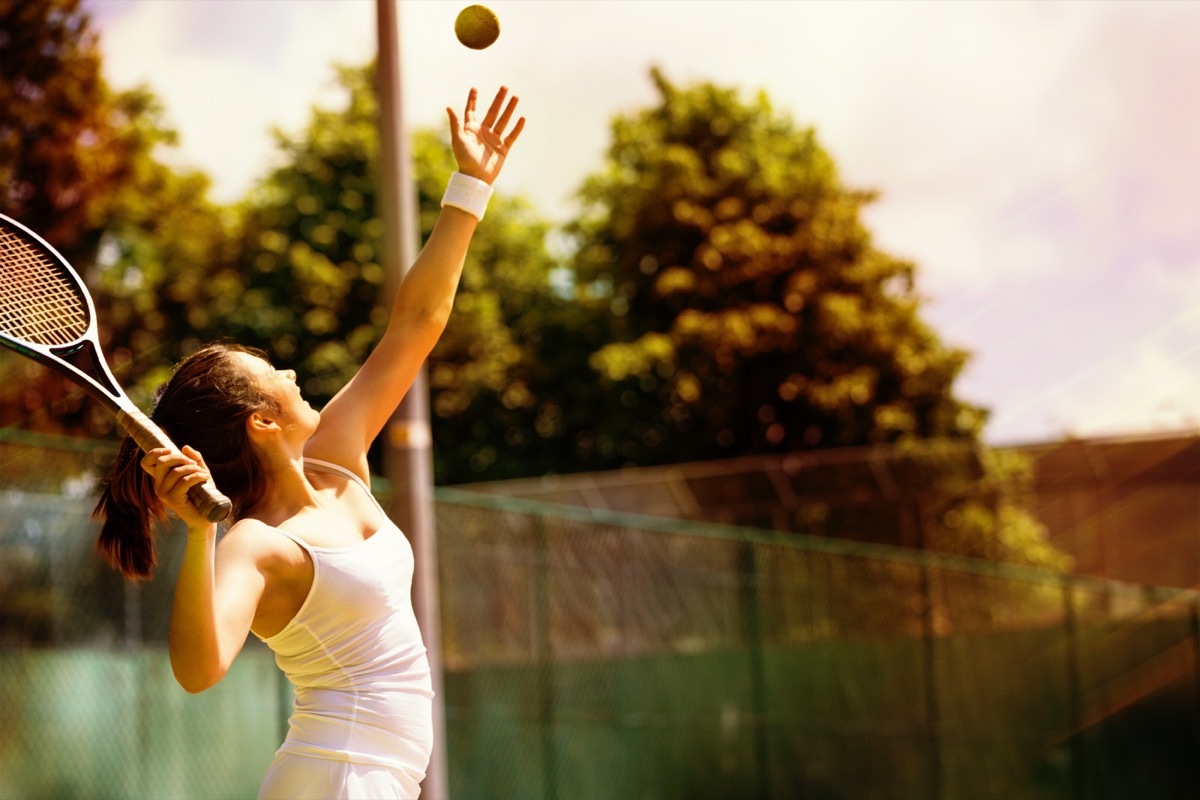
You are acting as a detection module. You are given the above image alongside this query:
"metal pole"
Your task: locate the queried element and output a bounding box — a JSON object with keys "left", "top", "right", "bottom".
{"left": 738, "top": 540, "right": 770, "bottom": 799}
{"left": 375, "top": 1, "right": 448, "bottom": 797}
{"left": 1063, "top": 580, "right": 1084, "bottom": 800}
{"left": 914, "top": 498, "right": 942, "bottom": 800}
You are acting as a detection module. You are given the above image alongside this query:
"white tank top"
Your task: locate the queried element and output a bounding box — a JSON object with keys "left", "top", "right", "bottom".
{"left": 256, "top": 458, "right": 434, "bottom": 777}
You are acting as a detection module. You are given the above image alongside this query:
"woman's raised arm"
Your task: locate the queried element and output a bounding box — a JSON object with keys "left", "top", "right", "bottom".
{"left": 305, "top": 86, "right": 525, "bottom": 480}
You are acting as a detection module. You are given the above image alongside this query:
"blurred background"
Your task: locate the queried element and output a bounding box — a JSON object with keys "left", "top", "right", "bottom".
{"left": 1, "top": 1, "right": 1197, "bottom": 798}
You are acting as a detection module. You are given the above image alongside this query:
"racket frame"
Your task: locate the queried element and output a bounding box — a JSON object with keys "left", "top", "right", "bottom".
{"left": 0, "top": 213, "right": 232, "bottom": 522}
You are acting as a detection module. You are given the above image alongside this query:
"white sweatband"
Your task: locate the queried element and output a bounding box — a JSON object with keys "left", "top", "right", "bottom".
{"left": 440, "top": 172, "right": 493, "bottom": 221}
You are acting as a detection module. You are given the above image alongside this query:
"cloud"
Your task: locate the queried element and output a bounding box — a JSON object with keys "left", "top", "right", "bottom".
{"left": 93, "top": 0, "right": 375, "bottom": 197}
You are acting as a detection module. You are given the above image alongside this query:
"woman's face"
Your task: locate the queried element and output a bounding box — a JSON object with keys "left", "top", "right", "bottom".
{"left": 231, "top": 351, "right": 320, "bottom": 437}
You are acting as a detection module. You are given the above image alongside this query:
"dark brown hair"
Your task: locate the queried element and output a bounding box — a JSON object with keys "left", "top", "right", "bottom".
{"left": 94, "top": 343, "right": 280, "bottom": 580}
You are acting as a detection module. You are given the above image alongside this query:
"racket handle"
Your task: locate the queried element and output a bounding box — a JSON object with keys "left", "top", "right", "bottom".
{"left": 185, "top": 481, "right": 234, "bottom": 523}
{"left": 117, "top": 407, "right": 233, "bottom": 522}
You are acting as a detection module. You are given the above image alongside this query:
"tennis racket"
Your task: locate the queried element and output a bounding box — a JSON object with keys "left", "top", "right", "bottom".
{"left": 0, "top": 212, "right": 232, "bottom": 522}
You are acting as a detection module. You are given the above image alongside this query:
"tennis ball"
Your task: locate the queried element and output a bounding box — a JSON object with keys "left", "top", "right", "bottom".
{"left": 455, "top": 5, "right": 500, "bottom": 50}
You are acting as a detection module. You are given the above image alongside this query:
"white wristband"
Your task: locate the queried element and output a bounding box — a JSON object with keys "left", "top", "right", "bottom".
{"left": 440, "top": 172, "right": 493, "bottom": 221}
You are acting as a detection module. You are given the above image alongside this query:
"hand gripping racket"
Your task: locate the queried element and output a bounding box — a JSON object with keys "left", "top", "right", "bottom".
{"left": 0, "top": 213, "right": 232, "bottom": 522}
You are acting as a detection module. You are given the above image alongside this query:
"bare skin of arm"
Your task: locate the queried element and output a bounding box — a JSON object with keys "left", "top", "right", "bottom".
{"left": 143, "top": 446, "right": 263, "bottom": 693}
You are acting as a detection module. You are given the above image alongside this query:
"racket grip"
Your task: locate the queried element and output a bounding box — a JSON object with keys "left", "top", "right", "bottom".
{"left": 117, "top": 408, "right": 233, "bottom": 522}
{"left": 186, "top": 481, "right": 234, "bottom": 523}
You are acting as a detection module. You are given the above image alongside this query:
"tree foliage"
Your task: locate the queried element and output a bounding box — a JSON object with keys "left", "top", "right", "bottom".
{"left": 1, "top": 0, "right": 174, "bottom": 261}
{"left": 563, "top": 69, "right": 986, "bottom": 468}
{"left": 552, "top": 71, "right": 1061, "bottom": 571}
{"left": 0, "top": 0, "right": 228, "bottom": 441}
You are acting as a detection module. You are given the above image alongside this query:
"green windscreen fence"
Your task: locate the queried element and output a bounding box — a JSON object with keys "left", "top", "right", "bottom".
{"left": 433, "top": 490, "right": 1199, "bottom": 800}
{"left": 1, "top": 468, "right": 1197, "bottom": 798}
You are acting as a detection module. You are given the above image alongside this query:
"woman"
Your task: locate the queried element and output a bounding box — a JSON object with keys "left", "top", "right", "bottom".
{"left": 94, "top": 86, "right": 525, "bottom": 799}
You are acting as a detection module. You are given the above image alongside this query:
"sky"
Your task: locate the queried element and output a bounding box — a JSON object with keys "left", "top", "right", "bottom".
{"left": 84, "top": 0, "right": 1199, "bottom": 447}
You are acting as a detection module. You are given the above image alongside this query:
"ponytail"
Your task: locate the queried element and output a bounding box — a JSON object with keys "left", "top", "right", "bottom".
{"left": 94, "top": 434, "right": 166, "bottom": 581}
{"left": 92, "top": 343, "right": 279, "bottom": 581}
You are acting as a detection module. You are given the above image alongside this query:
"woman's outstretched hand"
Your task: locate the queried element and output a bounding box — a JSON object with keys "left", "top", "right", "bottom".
{"left": 447, "top": 86, "right": 525, "bottom": 185}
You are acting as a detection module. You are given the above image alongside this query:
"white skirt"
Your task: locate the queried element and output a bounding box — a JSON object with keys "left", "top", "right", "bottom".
{"left": 257, "top": 752, "right": 423, "bottom": 800}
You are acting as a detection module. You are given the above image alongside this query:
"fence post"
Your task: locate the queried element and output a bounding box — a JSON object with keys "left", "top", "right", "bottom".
{"left": 913, "top": 498, "right": 942, "bottom": 800}
{"left": 1192, "top": 597, "right": 1200, "bottom": 770}
{"left": 532, "top": 513, "right": 557, "bottom": 800}
{"left": 1062, "top": 580, "right": 1084, "bottom": 800}
{"left": 738, "top": 538, "right": 770, "bottom": 798}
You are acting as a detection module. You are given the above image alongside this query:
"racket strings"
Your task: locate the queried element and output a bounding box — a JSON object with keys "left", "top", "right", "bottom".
{"left": 0, "top": 227, "right": 90, "bottom": 346}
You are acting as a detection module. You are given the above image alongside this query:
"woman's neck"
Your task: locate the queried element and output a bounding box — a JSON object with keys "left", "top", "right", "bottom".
{"left": 252, "top": 453, "right": 320, "bottom": 525}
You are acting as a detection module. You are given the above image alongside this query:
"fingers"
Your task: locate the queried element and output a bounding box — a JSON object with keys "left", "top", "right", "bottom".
{"left": 462, "top": 87, "right": 478, "bottom": 125}
{"left": 504, "top": 116, "right": 526, "bottom": 149}
{"left": 141, "top": 447, "right": 212, "bottom": 510}
{"left": 141, "top": 447, "right": 188, "bottom": 478}
{"left": 471, "top": 86, "right": 522, "bottom": 141}
{"left": 494, "top": 95, "right": 518, "bottom": 135}
{"left": 480, "top": 86, "right": 507, "bottom": 128}
{"left": 181, "top": 444, "right": 209, "bottom": 470}
{"left": 453, "top": 86, "right": 525, "bottom": 177}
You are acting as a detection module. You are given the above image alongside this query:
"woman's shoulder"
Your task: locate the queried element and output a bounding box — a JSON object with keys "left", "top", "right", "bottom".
{"left": 216, "top": 520, "right": 313, "bottom": 590}
{"left": 218, "top": 518, "right": 304, "bottom": 564}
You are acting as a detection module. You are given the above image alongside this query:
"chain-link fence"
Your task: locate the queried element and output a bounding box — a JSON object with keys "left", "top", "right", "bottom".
{"left": 1, "top": 444, "right": 1197, "bottom": 799}
{"left": 434, "top": 490, "right": 1199, "bottom": 800}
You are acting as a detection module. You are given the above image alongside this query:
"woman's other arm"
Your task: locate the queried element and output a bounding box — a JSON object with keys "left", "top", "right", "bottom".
{"left": 146, "top": 447, "right": 265, "bottom": 693}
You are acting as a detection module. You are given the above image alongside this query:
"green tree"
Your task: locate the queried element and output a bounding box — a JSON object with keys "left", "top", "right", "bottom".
{"left": 565, "top": 69, "right": 985, "bottom": 468}
{"left": 558, "top": 71, "right": 1064, "bottom": 571}
{"left": 0, "top": 0, "right": 229, "bottom": 441}
{"left": 2, "top": 0, "right": 158, "bottom": 261}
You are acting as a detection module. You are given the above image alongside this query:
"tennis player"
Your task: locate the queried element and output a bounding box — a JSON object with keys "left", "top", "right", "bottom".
{"left": 94, "top": 86, "right": 524, "bottom": 799}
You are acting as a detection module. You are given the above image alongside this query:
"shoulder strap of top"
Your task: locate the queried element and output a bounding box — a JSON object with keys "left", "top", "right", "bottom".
{"left": 302, "top": 457, "right": 386, "bottom": 515}
{"left": 268, "top": 524, "right": 315, "bottom": 555}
